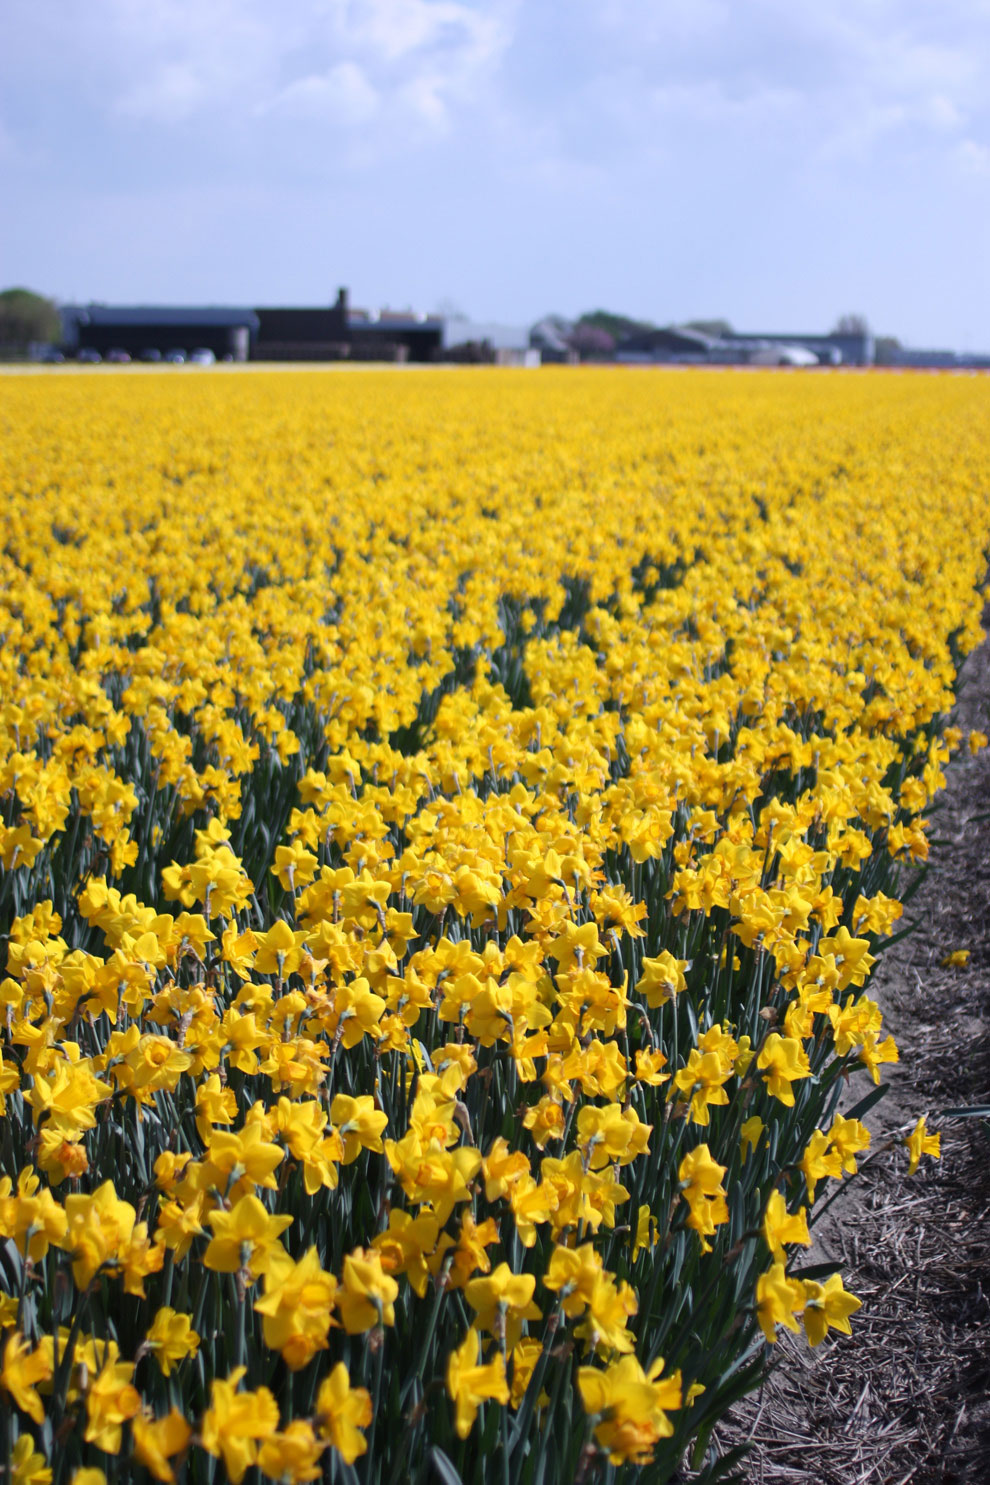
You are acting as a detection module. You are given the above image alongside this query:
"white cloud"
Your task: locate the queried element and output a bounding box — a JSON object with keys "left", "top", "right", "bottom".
{"left": 116, "top": 61, "right": 212, "bottom": 121}
{"left": 817, "top": 102, "right": 911, "bottom": 162}
{"left": 644, "top": 80, "right": 801, "bottom": 126}
{"left": 923, "top": 95, "right": 964, "bottom": 131}
{"left": 12, "top": 0, "right": 515, "bottom": 145}
{"left": 542, "top": 0, "right": 987, "bottom": 171}
{"left": 249, "top": 2, "right": 514, "bottom": 148}
{"left": 5, "top": 0, "right": 984, "bottom": 171}
{"left": 595, "top": 0, "right": 732, "bottom": 47}
{"left": 395, "top": 73, "right": 449, "bottom": 129}
{"left": 263, "top": 63, "right": 380, "bottom": 125}
{"left": 347, "top": 0, "right": 508, "bottom": 68}
{"left": 954, "top": 138, "right": 990, "bottom": 175}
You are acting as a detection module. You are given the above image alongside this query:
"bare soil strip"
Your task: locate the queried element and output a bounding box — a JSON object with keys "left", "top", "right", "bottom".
{"left": 718, "top": 624, "right": 990, "bottom": 1483}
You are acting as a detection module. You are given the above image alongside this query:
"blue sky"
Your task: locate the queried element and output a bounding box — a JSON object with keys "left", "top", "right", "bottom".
{"left": 2, "top": 0, "right": 989, "bottom": 345}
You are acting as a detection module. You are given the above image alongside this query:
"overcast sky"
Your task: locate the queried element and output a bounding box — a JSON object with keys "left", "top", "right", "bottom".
{"left": 2, "top": 0, "right": 989, "bottom": 345}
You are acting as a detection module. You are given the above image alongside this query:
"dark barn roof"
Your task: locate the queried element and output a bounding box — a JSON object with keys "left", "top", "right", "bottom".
{"left": 347, "top": 315, "right": 444, "bottom": 363}
{"left": 616, "top": 326, "right": 716, "bottom": 357}
{"left": 69, "top": 305, "right": 259, "bottom": 330}
{"left": 255, "top": 306, "right": 347, "bottom": 342}
{"left": 60, "top": 304, "right": 259, "bottom": 360}
{"left": 61, "top": 293, "right": 443, "bottom": 363}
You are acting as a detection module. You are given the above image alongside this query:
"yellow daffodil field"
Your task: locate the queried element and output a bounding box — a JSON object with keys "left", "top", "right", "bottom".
{"left": 1, "top": 366, "right": 988, "bottom": 1485}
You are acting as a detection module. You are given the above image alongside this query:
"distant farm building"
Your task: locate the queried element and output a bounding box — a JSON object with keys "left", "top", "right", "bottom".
{"left": 885, "top": 347, "right": 990, "bottom": 369}
{"left": 441, "top": 318, "right": 538, "bottom": 365}
{"left": 346, "top": 305, "right": 444, "bottom": 362}
{"left": 615, "top": 325, "right": 875, "bottom": 367}
{"left": 720, "top": 329, "right": 874, "bottom": 366}
{"left": 614, "top": 326, "right": 717, "bottom": 363}
{"left": 253, "top": 296, "right": 349, "bottom": 360}
{"left": 61, "top": 305, "right": 259, "bottom": 361}
{"left": 529, "top": 319, "right": 578, "bottom": 364}
{"left": 255, "top": 290, "right": 443, "bottom": 362}
{"left": 60, "top": 290, "right": 444, "bottom": 364}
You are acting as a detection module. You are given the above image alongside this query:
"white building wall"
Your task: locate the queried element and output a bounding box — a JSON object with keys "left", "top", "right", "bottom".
{"left": 441, "top": 318, "right": 531, "bottom": 352}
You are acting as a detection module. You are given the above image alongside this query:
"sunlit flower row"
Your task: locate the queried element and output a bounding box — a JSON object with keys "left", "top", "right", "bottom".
{"left": 0, "top": 366, "right": 983, "bottom": 1484}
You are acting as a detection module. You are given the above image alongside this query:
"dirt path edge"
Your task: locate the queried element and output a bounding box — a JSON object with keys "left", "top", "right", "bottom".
{"left": 715, "top": 620, "right": 990, "bottom": 1484}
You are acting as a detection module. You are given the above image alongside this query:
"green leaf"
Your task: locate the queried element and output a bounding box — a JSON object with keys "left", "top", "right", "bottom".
{"left": 788, "top": 1261, "right": 845, "bottom": 1280}
{"left": 843, "top": 1082, "right": 890, "bottom": 1122}
{"left": 430, "top": 1447, "right": 465, "bottom": 1485}
{"left": 692, "top": 1445, "right": 751, "bottom": 1484}
{"left": 898, "top": 865, "right": 929, "bottom": 907}
{"left": 871, "top": 922, "right": 917, "bottom": 954}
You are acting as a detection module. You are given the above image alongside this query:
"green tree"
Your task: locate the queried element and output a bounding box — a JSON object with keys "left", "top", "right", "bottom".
{"left": 874, "top": 335, "right": 902, "bottom": 365}
{"left": 576, "top": 309, "right": 655, "bottom": 340}
{"left": 0, "top": 287, "right": 60, "bottom": 355}
{"left": 683, "top": 318, "right": 733, "bottom": 337}
{"left": 832, "top": 313, "right": 870, "bottom": 335}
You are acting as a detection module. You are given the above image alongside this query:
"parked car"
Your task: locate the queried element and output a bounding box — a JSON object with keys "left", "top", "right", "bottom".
{"left": 40, "top": 349, "right": 65, "bottom": 364}
{"left": 106, "top": 348, "right": 131, "bottom": 364}
{"left": 189, "top": 347, "right": 216, "bottom": 365}
{"left": 77, "top": 348, "right": 102, "bottom": 364}
{"left": 164, "top": 349, "right": 187, "bottom": 364}
{"left": 140, "top": 348, "right": 162, "bottom": 363}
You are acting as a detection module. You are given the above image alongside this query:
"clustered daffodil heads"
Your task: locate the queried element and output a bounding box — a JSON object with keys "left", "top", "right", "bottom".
{"left": 131, "top": 1409, "right": 193, "bottom": 1483}
{"left": 1, "top": 1331, "right": 52, "bottom": 1424}
{"left": 315, "top": 1363, "right": 373, "bottom": 1464}
{"left": 756, "top": 1265, "right": 861, "bottom": 1347}
{"left": 762, "top": 1189, "right": 810, "bottom": 1262}
{"left": 200, "top": 1369, "right": 280, "bottom": 1482}
{"left": 800, "top": 1113, "right": 871, "bottom": 1202}
{"left": 11, "top": 1435, "right": 53, "bottom": 1485}
{"left": 678, "top": 1145, "right": 728, "bottom": 1253}
{"left": 203, "top": 1194, "right": 293, "bottom": 1278}
{"left": 254, "top": 1245, "right": 338, "bottom": 1368}
{"left": 447, "top": 1327, "right": 511, "bottom": 1437}
{"left": 578, "top": 1354, "right": 682, "bottom": 1464}
{"left": 0, "top": 367, "right": 984, "bottom": 1482}
{"left": 143, "top": 1307, "right": 200, "bottom": 1375}
{"left": 905, "top": 1116, "right": 941, "bottom": 1176}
